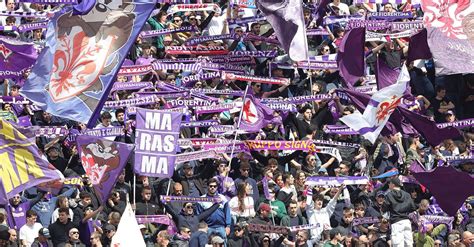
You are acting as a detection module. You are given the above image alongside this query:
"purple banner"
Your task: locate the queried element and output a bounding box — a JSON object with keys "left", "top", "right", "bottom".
{"left": 390, "top": 21, "right": 424, "bottom": 31}
{"left": 0, "top": 36, "right": 38, "bottom": 79}
{"left": 185, "top": 33, "right": 240, "bottom": 46}
{"left": 134, "top": 109, "right": 182, "bottom": 177}
{"left": 104, "top": 95, "right": 161, "bottom": 108}
{"left": 0, "top": 121, "right": 62, "bottom": 204}
{"left": 436, "top": 118, "right": 474, "bottom": 129}
{"left": 181, "top": 120, "right": 218, "bottom": 127}
{"left": 210, "top": 55, "right": 254, "bottom": 65}
{"left": 83, "top": 127, "right": 124, "bottom": 137}
{"left": 175, "top": 150, "right": 218, "bottom": 163}
{"left": 77, "top": 135, "right": 134, "bottom": 204}
{"left": 135, "top": 215, "right": 171, "bottom": 225}
{"left": 227, "top": 15, "right": 266, "bottom": 25}
{"left": 194, "top": 103, "right": 236, "bottom": 114}
{"left": 181, "top": 71, "right": 221, "bottom": 85}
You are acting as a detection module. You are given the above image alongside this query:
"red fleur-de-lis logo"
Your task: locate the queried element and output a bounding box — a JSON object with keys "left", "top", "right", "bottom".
{"left": 49, "top": 29, "right": 117, "bottom": 102}
{"left": 0, "top": 44, "right": 12, "bottom": 60}
{"left": 375, "top": 95, "right": 402, "bottom": 123}
{"left": 243, "top": 98, "right": 258, "bottom": 124}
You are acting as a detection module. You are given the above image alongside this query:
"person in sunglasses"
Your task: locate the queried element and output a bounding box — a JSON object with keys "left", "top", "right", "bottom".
{"left": 162, "top": 196, "right": 221, "bottom": 233}
{"left": 59, "top": 228, "right": 85, "bottom": 247}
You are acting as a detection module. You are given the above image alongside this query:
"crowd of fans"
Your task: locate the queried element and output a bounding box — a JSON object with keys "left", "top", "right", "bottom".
{"left": 0, "top": 0, "right": 473, "bottom": 246}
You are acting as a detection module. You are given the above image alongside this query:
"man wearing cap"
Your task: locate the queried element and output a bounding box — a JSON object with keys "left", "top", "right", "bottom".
{"left": 211, "top": 235, "right": 225, "bottom": 247}
{"left": 173, "top": 162, "right": 213, "bottom": 197}
{"left": 248, "top": 203, "right": 272, "bottom": 246}
{"left": 384, "top": 177, "right": 416, "bottom": 247}
{"left": 31, "top": 228, "right": 53, "bottom": 247}
{"left": 59, "top": 228, "right": 85, "bottom": 247}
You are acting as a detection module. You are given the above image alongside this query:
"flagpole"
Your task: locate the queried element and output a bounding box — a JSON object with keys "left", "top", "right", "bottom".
{"left": 133, "top": 174, "right": 136, "bottom": 210}
{"left": 163, "top": 179, "right": 172, "bottom": 214}
{"left": 225, "top": 83, "right": 250, "bottom": 178}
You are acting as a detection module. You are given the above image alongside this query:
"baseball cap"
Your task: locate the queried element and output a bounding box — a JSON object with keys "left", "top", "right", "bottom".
{"left": 376, "top": 191, "right": 385, "bottom": 197}
{"left": 105, "top": 224, "right": 116, "bottom": 232}
{"left": 258, "top": 203, "right": 271, "bottom": 212}
{"left": 445, "top": 110, "right": 455, "bottom": 115}
{"left": 39, "top": 228, "right": 51, "bottom": 238}
{"left": 211, "top": 236, "right": 225, "bottom": 244}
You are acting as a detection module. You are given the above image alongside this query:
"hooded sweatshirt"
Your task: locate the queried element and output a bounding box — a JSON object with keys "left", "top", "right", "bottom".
{"left": 384, "top": 189, "right": 416, "bottom": 224}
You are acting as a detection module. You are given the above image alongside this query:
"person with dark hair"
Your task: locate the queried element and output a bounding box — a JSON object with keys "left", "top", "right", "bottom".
{"left": 162, "top": 198, "right": 221, "bottom": 233}
{"left": 49, "top": 208, "right": 77, "bottom": 246}
{"left": 19, "top": 210, "right": 42, "bottom": 246}
{"left": 306, "top": 185, "right": 345, "bottom": 245}
{"left": 323, "top": 226, "right": 346, "bottom": 247}
{"left": 384, "top": 177, "right": 416, "bottom": 247}
{"left": 280, "top": 200, "right": 308, "bottom": 241}
{"left": 228, "top": 181, "right": 255, "bottom": 223}
{"left": 430, "top": 85, "right": 455, "bottom": 123}
{"left": 96, "top": 111, "right": 112, "bottom": 128}
{"left": 112, "top": 109, "right": 125, "bottom": 127}
{"left": 135, "top": 186, "right": 160, "bottom": 216}
{"left": 234, "top": 162, "right": 259, "bottom": 206}
{"left": 276, "top": 173, "right": 297, "bottom": 205}
{"left": 196, "top": 178, "right": 232, "bottom": 241}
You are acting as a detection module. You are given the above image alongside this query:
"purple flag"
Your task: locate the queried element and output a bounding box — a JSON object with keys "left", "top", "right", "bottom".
{"left": 399, "top": 107, "right": 462, "bottom": 147}
{"left": 406, "top": 28, "right": 432, "bottom": 65}
{"left": 134, "top": 108, "right": 182, "bottom": 178}
{"left": 421, "top": 0, "right": 474, "bottom": 75}
{"left": 256, "top": 0, "right": 308, "bottom": 61}
{"left": 239, "top": 94, "right": 282, "bottom": 132}
{"left": 337, "top": 28, "right": 366, "bottom": 87}
{"left": 20, "top": 0, "right": 156, "bottom": 126}
{"left": 412, "top": 166, "right": 474, "bottom": 216}
{"left": 375, "top": 55, "right": 400, "bottom": 90}
{"left": 314, "top": 0, "right": 331, "bottom": 27}
{"left": 0, "top": 36, "right": 38, "bottom": 79}
{"left": 77, "top": 135, "right": 134, "bottom": 205}
{"left": 0, "top": 120, "right": 62, "bottom": 205}
{"left": 72, "top": 0, "right": 95, "bottom": 15}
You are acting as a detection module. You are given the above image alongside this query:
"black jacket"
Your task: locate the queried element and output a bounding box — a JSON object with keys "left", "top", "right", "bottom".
{"left": 163, "top": 203, "right": 220, "bottom": 232}
{"left": 384, "top": 189, "right": 416, "bottom": 224}
{"left": 48, "top": 219, "right": 77, "bottom": 246}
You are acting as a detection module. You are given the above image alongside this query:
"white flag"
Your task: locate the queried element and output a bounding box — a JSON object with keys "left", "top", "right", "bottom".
{"left": 340, "top": 65, "right": 410, "bottom": 143}
{"left": 111, "top": 203, "right": 146, "bottom": 247}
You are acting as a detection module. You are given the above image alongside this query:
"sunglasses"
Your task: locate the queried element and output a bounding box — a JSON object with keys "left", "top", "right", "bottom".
{"left": 185, "top": 205, "right": 193, "bottom": 209}
{"left": 174, "top": 19, "right": 182, "bottom": 22}
{"left": 308, "top": 158, "right": 315, "bottom": 161}
{"left": 254, "top": 85, "right": 261, "bottom": 88}
{"left": 209, "top": 185, "right": 218, "bottom": 188}
{"left": 71, "top": 231, "right": 79, "bottom": 234}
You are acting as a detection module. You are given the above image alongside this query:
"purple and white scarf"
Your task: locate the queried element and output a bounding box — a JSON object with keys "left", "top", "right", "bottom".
{"left": 367, "top": 11, "right": 412, "bottom": 20}
{"left": 168, "top": 99, "right": 215, "bottom": 107}
{"left": 353, "top": 217, "right": 380, "bottom": 226}
{"left": 261, "top": 94, "right": 332, "bottom": 104}
{"left": 296, "top": 61, "right": 339, "bottom": 69}
{"left": 160, "top": 195, "right": 221, "bottom": 203}
{"left": 323, "top": 15, "right": 365, "bottom": 25}
{"left": 136, "top": 215, "right": 171, "bottom": 225}
{"left": 34, "top": 126, "right": 69, "bottom": 138}
{"left": 175, "top": 150, "right": 219, "bottom": 163}
{"left": 185, "top": 33, "right": 240, "bottom": 46}
{"left": 221, "top": 72, "right": 289, "bottom": 85}
{"left": 190, "top": 88, "right": 243, "bottom": 96}
{"left": 201, "top": 62, "right": 246, "bottom": 74}
{"left": 104, "top": 95, "right": 161, "bottom": 108}
{"left": 83, "top": 127, "right": 125, "bottom": 137}
{"left": 139, "top": 26, "right": 197, "bottom": 38}
{"left": 347, "top": 20, "right": 390, "bottom": 31}
{"left": 195, "top": 103, "right": 236, "bottom": 114}
{"left": 182, "top": 71, "right": 221, "bottom": 85}
{"left": 265, "top": 102, "right": 298, "bottom": 112}
{"left": 304, "top": 176, "right": 369, "bottom": 187}
{"left": 167, "top": 4, "right": 221, "bottom": 14}
{"left": 228, "top": 50, "right": 278, "bottom": 57}
{"left": 227, "top": 15, "right": 266, "bottom": 25}
{"left": 306, "top": 28, "right": 330, "bottom": 36}
{"left": 436, "top": 118, "right": 474, "bottom": 129}
{"left": 181, "top": 120, "right": 219, "bottom": 128}
{"left": 118, "top": 64, "right": 154, "bottom": 76}
{"left": 110, "top": 81, "right": 154, "bottom": 92}
{"left": 390, "top": 21, "right": 424, "bottom": 31}
{"left": 210, "top": 55, "right": 254, "bottom": 65}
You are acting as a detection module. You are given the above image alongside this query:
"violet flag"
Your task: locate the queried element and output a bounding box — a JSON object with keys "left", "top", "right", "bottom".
{"left": 398, "top": 107, "right": 461, "bottom": 147}
{"left": 77, "top": 135, "right": 134, "bottom": 205}
{"left": 421, "top": 0, "right": 474, "bottom": 75}
{"left": 406, "top": 28, "right": 432, "bottom": 65}
{"left": 0, "top": 120, "right": 62, "bottom": 205}
{"left": 256, "top": 0, "right": 309, "bottom": 61}
{"left": 20, "top": 0, "right": 156, "bottom": 126}
{"left": 375, "top": 55, "right": 400, "bottom": 90}
{"left": 412, "top": 166, "right": 474, "bottom": 216}
{"left": 337, "top": 28, "right": 366, "bottom": 87}
{"left": 340, "top": 65, "right": 410, "bottom": 143}
{"left": 239, "top": 94, "right": 282, "bottom": 132}
{"left": 314, "top": 0, "right": 331, "bottom": 27}
{"left": 0, "top": 36, "right": 38, "bottom": 80}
